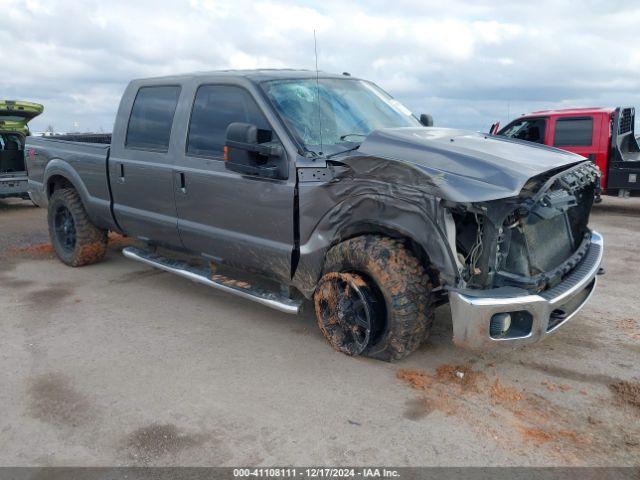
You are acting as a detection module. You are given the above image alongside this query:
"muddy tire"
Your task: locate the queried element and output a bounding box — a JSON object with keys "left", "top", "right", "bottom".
{"left": 47, "top": 188, "right": 107, "bottom": 267}
{"left": 314, "top": 235, "right": 433, "bottom": 361}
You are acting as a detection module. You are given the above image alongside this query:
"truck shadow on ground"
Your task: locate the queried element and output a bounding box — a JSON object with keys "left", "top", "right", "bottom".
{"left": 0, "top": 198, "right": 38, "bottom": 212}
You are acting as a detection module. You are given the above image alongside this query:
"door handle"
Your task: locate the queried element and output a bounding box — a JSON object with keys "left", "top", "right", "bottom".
{"left": 119, "top": 163, "right": 125, "bottom": 183}
{"left": 178, "top": 172, "right": 186, "bottom": 194}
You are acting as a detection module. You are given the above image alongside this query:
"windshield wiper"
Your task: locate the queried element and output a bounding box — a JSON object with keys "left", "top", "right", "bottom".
{"left": 325, "top": 144, "right": 361, "bottom": 159}
{"left": 339, "top": 133, "right": 367, "bottom": 141}
{"left": 323, "top": 133, "right": 367, "bottom": 159}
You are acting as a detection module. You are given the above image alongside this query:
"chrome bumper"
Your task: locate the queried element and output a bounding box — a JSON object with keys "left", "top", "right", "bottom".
{"left": 449, "top": 231, "right": 603, "bottom": 350}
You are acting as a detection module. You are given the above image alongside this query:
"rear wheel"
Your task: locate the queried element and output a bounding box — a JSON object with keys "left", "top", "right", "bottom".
{"left": 314, "top": 235, "right": 434, "bottom": 361}
{"left": 48, "top": 188, "right": 107, "bottom": 266}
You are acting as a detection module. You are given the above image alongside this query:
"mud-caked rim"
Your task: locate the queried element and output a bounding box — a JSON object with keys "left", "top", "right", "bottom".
{"left": 53, "top": 205, "right": 76, "bottom": 254}
{"left": 314, "top": 272, "right": 383, "bottom": 356}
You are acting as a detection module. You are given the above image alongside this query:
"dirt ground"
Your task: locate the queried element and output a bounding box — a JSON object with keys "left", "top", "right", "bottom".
{"left": 0, "top": 196, "right": 638, "bottom": 467}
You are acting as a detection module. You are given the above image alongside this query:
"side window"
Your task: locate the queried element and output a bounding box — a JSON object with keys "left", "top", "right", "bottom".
{"left": 187, "top": 85, "right": 270, "bottom": 158}
{"left": 554, "top": 117, "right": 593, "bottom": 146}
{"left": 126, "top": 86, "right": 180, "bottom": 151}
{"left": 498, "top": 118, "right": 546, "bottom": 144}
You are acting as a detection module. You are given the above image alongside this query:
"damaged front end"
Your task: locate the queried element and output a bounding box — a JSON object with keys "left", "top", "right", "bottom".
{"left": 448, "top": 161, "right": 603, "bottom": 349}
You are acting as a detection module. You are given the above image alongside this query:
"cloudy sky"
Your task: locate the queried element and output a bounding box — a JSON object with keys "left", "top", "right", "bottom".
{"left": 1, "top": 0, "right": 639, "bottom": 133}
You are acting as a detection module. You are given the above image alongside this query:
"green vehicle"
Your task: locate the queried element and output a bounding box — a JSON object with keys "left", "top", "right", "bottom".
{"left": 0, "top": 100, "right": 44, "bottom": 201}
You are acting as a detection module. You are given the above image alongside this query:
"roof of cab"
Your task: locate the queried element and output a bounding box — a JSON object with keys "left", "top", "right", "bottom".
{"left": 132, "top": 69, "right": 357, "bottom": 84}
{"left": 525, "top": 107, "right": 615, "bottom": 117}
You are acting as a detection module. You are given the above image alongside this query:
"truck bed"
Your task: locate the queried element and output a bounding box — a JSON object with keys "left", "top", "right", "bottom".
{"left": 46, "top": 133, "right": 112, "bottom": 144}
{"left": 25, "top": 136, "right": 115, "bottom": 228}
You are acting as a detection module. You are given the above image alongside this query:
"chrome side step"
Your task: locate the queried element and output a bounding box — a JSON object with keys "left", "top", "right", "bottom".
{"left": 122, "top": 246, "right": 302, "bottom": 314}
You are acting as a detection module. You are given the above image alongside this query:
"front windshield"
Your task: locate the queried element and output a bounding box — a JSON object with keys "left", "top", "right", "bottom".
{"left": 261, "top": 78, "right": 421, "bottom": 156}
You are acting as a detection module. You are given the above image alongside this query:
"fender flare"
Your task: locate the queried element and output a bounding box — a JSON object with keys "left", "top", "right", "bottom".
{"left": 43, "top": 159, "right": 111, "bottom": 229}
{"left": 292, "top": 193, "right": 459, "bottom": 297}
{"left": 44, "top": 159, "right": 92, "bottom": 204}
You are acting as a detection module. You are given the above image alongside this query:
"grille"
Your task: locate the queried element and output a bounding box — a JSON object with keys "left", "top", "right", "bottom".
{"left": 523, "top": 215, "right": 573, "bottom": 273}
{"left": 619, "top": 108, "right": 634, "bottom": 135}
{"left": 501, "top": 163, "right": 598, "bottom": 283}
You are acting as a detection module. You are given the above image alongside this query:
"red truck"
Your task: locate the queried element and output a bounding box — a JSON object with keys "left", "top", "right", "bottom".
{"left": 491, "top": 107, "right": 640, "bottom": 197}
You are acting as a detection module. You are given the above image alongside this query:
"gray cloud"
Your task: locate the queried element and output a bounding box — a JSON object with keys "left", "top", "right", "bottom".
{"left": 1, "top": 0, "right": 638, "bottom": 133}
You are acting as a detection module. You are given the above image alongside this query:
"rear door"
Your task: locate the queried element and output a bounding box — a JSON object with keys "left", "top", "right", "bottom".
{"left": 549, "top": 115, "right": 597, "bottom": 161}
{"left": 108, "top": 85, "right": 183, "bottom": 247}
{"left": 173, "top": 82, "right": 295, "bottom": 282}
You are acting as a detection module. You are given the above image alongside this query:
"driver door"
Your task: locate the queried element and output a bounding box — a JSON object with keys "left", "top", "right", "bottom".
{"left": 173, "top": 84, "right": 295, "bottom": 282}
{"left": 498, "top": 117, "right": 548, "bottom": 145}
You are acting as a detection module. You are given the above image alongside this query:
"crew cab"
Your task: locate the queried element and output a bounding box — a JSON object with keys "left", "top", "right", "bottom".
{"left": 0, "top": 100, "right": 43, "bottom": 202}
{"left": 491, "top": 107, "right": 640, "bottom": 197}
{"left": 26, "top": 70, "right": 603, "bottom": 360}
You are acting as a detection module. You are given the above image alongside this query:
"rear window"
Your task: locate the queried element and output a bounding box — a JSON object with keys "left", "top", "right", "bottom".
{"left": 126, "top": 86, "right": 180, "bottom": 151}
{"left": 553, "top": 117, "right": 593, "bottom": 147}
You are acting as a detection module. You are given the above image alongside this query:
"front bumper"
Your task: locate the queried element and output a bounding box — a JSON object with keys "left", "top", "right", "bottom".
{"left": 449, "top": 231, "right": 603, "bottom": 350}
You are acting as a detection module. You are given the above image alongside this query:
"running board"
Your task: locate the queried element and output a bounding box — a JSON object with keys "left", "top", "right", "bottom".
{"left": 122, "top": 246, "right": 302, "bottom": 314}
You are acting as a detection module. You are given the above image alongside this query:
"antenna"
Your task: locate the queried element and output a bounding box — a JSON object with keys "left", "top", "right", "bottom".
{"left": 313, "top": 29, "right": 323, "bottom": 156}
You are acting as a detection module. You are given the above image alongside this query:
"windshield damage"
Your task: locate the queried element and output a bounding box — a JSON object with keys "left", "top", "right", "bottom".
{"left": 261, "top": 78, "right": 420, "bottom": 157}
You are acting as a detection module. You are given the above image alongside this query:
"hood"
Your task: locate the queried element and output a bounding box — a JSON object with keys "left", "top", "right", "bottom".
{"left": 0, "top": 100, "right": 44, "bottom": 134}
{"left": 355, "top": 127, "right": 586, "bottom": 202}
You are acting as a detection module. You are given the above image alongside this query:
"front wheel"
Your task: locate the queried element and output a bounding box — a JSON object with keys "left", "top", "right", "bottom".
{"left": 314, "top": 235, "right": 434, "bottom": 361}
{"left": 48, "top": 188, "right": 107, "bottom": 267}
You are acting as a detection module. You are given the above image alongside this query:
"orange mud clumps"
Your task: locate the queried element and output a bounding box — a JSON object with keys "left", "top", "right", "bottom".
{"left": 7, "top": 232, "right": 133, "bottom": 261}
{"left": 107, "top": 232, "right": 135, "bottom": 248}
{"left": 394, "top": 363, "right": 614, "bottom": 463}
{"left": 397, "top": 364, "right": 485, "bottom": 391}
{"left": 434, "top": 364, "right": 485, "bottom": 391}
{"left": 519, "top": 427, "right": 554, "bottom": 444}
{"left": 490, "top": 378, "right": 523, "bottom": 405}
{"left": 396, "top": 369, "right": 431, "bottom": 390}
{"left": 7, "top": 243, "right": 54, "bottom": 259}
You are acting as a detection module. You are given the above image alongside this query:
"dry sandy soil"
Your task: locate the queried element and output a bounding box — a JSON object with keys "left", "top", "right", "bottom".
{"left": 0, "top": 196, "right": 639, "bottom": 466}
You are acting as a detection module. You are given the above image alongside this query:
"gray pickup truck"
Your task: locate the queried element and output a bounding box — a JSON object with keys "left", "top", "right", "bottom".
{"left": 26, "top": 70, "right": 603, "bottom": 360}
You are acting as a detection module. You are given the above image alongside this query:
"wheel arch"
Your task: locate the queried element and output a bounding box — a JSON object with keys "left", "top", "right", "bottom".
{"left": 43, "top": 159, "right": 116, "bottom": 231}
{"left": 44, "top": 160, "right": 89, "bottom": 201}
{"left": 328, "top": 220, "right": 439, "bottom": 282}
{"left": 292, "top": 195, "right": 459, "bottom": 298}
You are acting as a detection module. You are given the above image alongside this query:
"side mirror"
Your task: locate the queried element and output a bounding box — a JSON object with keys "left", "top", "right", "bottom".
{"left": 489, "top": 122, "right": 500, "bottom": 135}
{"left": 420, "top": 114, "right": 434, "bottom": 127}
{"left": 224, "top": 123, "right": 284, "bottom": 179}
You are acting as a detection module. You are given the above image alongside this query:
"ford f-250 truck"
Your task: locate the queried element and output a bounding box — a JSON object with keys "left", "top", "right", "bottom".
{"left": 26, "top": 70, "right": 603, "bottom": 360}
{"left": 1, "top": 100, "right": 43, "bottom": 202}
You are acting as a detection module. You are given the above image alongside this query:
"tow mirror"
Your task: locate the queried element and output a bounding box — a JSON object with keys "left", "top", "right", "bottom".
{"left": 420, "top": 114, "right": 434, "bottom": 127}
{"left": 489, "top": 122, "right": 500, "bottom": 135}
{"left": 224, "top": 122, "right": 284, "bottom": 179}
